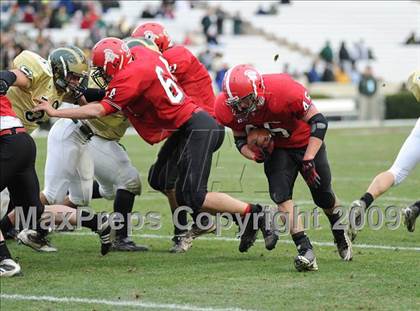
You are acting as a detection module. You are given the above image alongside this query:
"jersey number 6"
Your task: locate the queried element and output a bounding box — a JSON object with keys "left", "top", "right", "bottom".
{"left": 156, "top": 56, "right": 184, "bottom": 104}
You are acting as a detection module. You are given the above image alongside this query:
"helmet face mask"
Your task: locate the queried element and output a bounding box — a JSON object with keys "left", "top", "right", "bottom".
{"left": 91, "top": 66, "right": 111, "bottom": 89}
{"left": 49, "top": 46, "right": 89, "bottom": 99}
{"left": 227, "top": 93, "right": 264, "bottom": 123}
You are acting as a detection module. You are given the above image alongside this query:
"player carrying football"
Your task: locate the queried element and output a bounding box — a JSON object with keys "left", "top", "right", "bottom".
{"left": 350, "top": 71, "right": 420, "bottom": 236}
{"left": 33, "top": 38, "right": 276, "bottom": 255}
{"left": 215, "top": 64, "right": 354, "bottom": 270}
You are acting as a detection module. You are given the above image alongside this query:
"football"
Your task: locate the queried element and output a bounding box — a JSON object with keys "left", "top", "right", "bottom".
{"left": 247, "top": 128, "right": 272, "bottom": 149}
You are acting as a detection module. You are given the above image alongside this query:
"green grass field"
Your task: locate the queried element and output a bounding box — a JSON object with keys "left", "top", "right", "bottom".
{"left": 1, "top": 127, "right": 419, "bottom": 311}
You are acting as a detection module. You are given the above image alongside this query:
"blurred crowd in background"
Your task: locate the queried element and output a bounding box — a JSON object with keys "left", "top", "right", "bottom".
{"left": 0, "top": 0, "right": 415, "bottom": 94}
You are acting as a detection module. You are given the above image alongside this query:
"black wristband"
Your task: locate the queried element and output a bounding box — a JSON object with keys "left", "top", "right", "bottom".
{"left": 83, "top": 88, "right": 106, "bottom": 102}
{"left": 234, "top": 136, "right": 247, "bottom": 153}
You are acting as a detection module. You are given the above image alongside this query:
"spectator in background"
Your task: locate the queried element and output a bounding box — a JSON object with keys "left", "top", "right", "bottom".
{"left": 215, "top": 6, "right": 225, "bottom": 35}
{"left": 101, "top": 0, "right": 120, "bottom": 13}
{"left": 338, "top": 41, "right": 351, "bottom": 65}
{"left": 321, "top": 63, "right": 335, "bottom": 82}
{"left": 319, "top": 40, "right": 333, "bottom": 63}
{"left": 22, "top": 5, "right": 35, "bottom": 23}
{"left": 358, "top": 66, "right": 380, "bottom": 120}
{"left": 349, "top": 61, "right": 361, "bottom": 84}
{"left": 215, "top": 63, "right": 229, "bottom": 92}
{"left": 141, "top": 5, "right": 156, "bottom": 18}
{"left": 334, "top": 64, "right": 350, "bottom": 84}
{"left": 306, "top": 61, "right": 321, "bottom": 83}
{"left": 201, "top": 9, "right": 213, "bottom": 36}
{"left": 206, "top": 26, "right": 219, "bottom": 46}
{"left": 80, "top": 4, "right": 100, "bottom": 29}
{"left": 49, "top": 5, "right": 69, "bottom": 28}
{"left": 233, "top": 11, "right": 243, "bottom": 35}
{"left": 256, "top": 5, "right": 269, "bottom": 15}
{"left": 198, "top": 49, "right": 214, "bottom": 71}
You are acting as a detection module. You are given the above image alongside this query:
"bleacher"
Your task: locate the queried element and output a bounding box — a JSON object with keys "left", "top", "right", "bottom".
{"left": 210, "top": 0, "right": 420, "bottom": 83}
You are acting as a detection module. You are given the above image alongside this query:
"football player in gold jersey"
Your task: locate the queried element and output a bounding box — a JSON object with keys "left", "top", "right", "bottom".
{"left": 0, "top": 47, "right": 113, "bottom": 256}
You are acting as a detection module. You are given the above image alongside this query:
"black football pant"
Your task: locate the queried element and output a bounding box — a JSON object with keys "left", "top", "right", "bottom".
{"left": 148, "top": 111, "right": 225, "bottom": 232}
{"left": 264, "top": 143, "right": 336, "bottom": 209}
{"left": 0, "top": 132, "right": 44, "bottom": 227}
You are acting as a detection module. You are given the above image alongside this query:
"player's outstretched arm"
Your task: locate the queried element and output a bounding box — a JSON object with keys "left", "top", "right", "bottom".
{"left": 0, "top": 69, "right": 31, "bottom": 94}
{"left": 33, "top": 97, "right": 106, "bottom": 119}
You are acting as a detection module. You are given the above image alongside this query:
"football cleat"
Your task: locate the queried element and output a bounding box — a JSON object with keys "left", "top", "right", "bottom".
{"left": 112, "top": 237, "right": 149, "bottom": 252}
{"left": 17, "top": 229, "right": 57, "bottom": 252}
{"left": 5, "top": 228, "right": 18, "bottom": 240}
{"left": 185, "top": 222, "right": 217, "bottom": 241}
{"left": 96, "top": 218, "right": 112, "bottom": 256}
{"left": 258, "top": 206, "right": 279, "bottom": 251}
{"left": 333, "top": 229, "right": 353, "bottom": 261}
{"left": 0, "top": 258, "right": 22, "bottom": 277}
{"left": 349, "top": 199, "right": 366, "bottom": 241}
{"left": 238, "top": 211, "right": 259, "bottom": 253}
{"left": 294, "top": 247, "right": 318, "bottom": 272}
{"left": 169, "top": 235, "right": 192, "bottom": 253}
{"left": 402, "top": 203, "right": 420, "bottom": 232}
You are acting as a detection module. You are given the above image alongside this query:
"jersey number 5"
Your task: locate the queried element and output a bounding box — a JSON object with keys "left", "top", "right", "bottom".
{"left": 156, "top": 56, "right": 184, "bottom": 104}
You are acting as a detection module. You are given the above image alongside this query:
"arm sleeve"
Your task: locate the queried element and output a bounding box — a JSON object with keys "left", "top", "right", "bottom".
{"left": 99, "top": 71, "right": 150, "bottom": 114}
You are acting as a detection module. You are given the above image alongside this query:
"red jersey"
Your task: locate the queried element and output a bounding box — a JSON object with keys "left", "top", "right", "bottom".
{"left": 215, "top": 74, "right": 312, "bottom": 149}
{"left": 0, "top": 96, "right": 16, "bottom": 117}
{"left": 100, "top": 46, "right": 199, "bottom": 144}
{"left": 163, "top": 45, "right": 215, "bottom": 116}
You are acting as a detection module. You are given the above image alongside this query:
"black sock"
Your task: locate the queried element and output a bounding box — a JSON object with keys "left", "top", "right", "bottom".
{"left": 92, "top": 181, "right": 102, "bottom": 199}
{"left": 326, "top": 211, "right": 341, "bottom": 228}
{"left": 80, "top": 210, "right": 100, "bottom": 232}
{"left": 173, "top": 207, "right": 188, "bottom": 236}
{"left": 360, "top": 192, "right": 374, "bottom": 209}
{"left": 412, "top": 201, "right": 420, "bottom": 216}
{"left": 0, "top": 216, "right": 14, "bottom": 236}
{"left": 292, "top": 231, "right": 312, "bottom": 251}
{"left": 114, "top": 189, "right": 135, "bottom": 239}
{"left": 0, "top": 240, "right": 12, "bottom": 260}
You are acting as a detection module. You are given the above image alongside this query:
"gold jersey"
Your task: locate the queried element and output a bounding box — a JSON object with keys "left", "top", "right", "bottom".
{"left": 86, "top": 77, "right": 129, "bottom": 141}
{"left": 8, "top": 50, "right": 66, "bottom": 133}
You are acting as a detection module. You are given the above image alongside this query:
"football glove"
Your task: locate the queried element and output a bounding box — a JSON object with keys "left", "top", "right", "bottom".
{"left": 301, "top": 159, "right": 321, "bottom": 188}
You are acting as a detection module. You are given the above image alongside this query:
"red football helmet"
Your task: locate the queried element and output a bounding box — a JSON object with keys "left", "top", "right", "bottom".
{"left": 131, "top": 22, "right": 172, "bottom": 52}
{"left": 91, "top": 37, "right": 132, "bottom": 88}
{"left": 222, "top": 64, "right": 265, "bottom": 123}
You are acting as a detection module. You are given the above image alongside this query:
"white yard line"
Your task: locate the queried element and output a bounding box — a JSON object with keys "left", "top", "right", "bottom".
{"left": 0, "top": 294, "right": 253, "bottom": 311}
{"left": 61, "top": 232, "right": 420, "bottom": 252}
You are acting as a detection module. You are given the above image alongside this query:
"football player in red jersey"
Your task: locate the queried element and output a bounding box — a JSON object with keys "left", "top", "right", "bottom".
{"left": 33, "top": 38, "right": 277, "bottom": 255}
{"left": 215, "top": 64, "right": 353, "bottom": 267}
{"left": 131, "top": 23, "right": 221, "bottom": 252}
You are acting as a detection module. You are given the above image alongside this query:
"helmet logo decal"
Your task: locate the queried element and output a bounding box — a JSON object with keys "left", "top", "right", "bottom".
{"left": 244, "top": 69, "right": 259, "bottom": 96}
{"left": 144, "top": 30, "right": 156, "bottom": 41}
{"left": 103, "top": 48, "right": 120, "bottom": 71}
